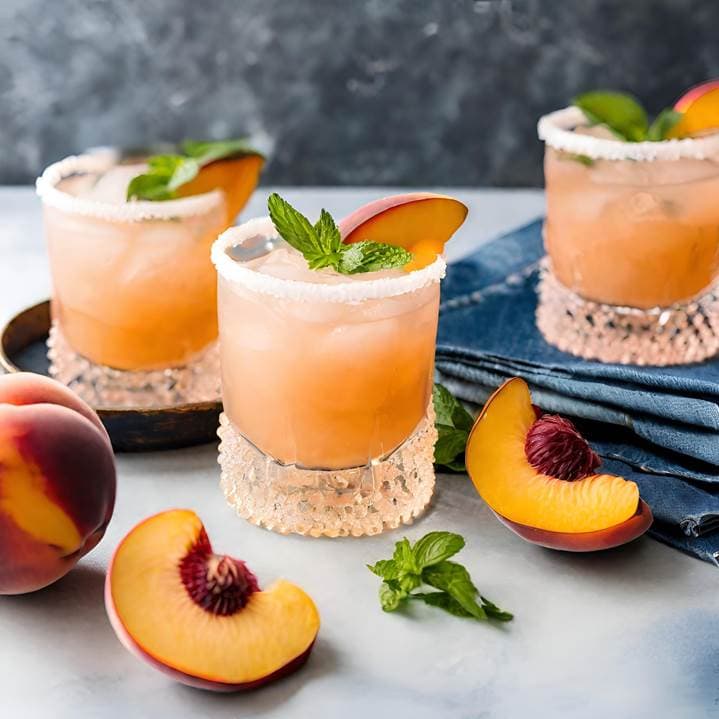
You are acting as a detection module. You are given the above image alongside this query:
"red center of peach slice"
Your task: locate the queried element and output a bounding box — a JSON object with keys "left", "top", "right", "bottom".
{"left": 525, "top": 414, "right": 601, "bottom": 481}
{"left": 105, "top": 509, "right": 320, "bottom": 691}
{"left": 338, "top": 193, "right": 468, "bottom": 271}
{"left": 465, "top": 378, "right": 640, "bottom": 534}
{"left": 179, "top": 527, "right": 259, "bottom": 616}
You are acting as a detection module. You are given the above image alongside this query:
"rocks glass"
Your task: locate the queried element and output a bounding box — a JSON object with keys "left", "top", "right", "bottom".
{"left": 537, "top": 106, "right": 719, "bottom": 365}
{"left": 212, "top": 217, "right": 442, "bottom": 537}
{"left": 36, "top": 153, "right": 225, "bottom": 407}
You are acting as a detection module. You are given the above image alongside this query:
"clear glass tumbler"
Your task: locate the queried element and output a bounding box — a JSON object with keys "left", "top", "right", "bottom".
{"left": 212, "top": 217, "right": 443, "bottom": 537}
{"left": 537, "top": 106, "right": 719, "bottom": 365}
{"left": 37, "top": 153, "right": 227, "bottom": 407}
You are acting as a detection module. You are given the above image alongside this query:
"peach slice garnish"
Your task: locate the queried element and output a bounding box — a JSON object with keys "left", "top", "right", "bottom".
{"left": 668, "top": 79, "right": 719, "bottom": 138}
{"left": 338, "top": 193, "right": 468, "bottom": 270}
{"left": 105, "top": 509, "right": 320, "bottom": 691}
{"left": 465, "top": 378, "right": 652, "bottom": 551}
{"left": 178, "top": 154, "right": 264, "bottom": 225}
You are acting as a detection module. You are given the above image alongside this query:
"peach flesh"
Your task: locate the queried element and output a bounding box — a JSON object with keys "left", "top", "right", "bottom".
{"left": 105, "top": 510, "right": 320, "bottom": 691}
{"left": 466, "top": 378, "right": 652, "bottom": 551}
{"left": 670, "top": 79, "right": 719, "bottom": 137}
{"left": 0, "top": 373, "right": 116, "bottom": 594}
{"left": 339, "top": 193, "right": 468, "bottom": 270}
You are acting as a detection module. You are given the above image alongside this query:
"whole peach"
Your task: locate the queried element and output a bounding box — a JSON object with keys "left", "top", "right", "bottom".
{"left": 0, "top": 373, "right": 116, "bottom": 594}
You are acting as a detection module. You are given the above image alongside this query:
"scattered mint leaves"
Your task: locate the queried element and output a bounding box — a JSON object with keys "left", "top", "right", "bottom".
{"left": 433, "top": 383, "right": 474, "bottom": 471}
{"left": 368, "top": 531, "right": 513, "bottom": 624}
{"left": 573, "top": 91, "right": 682, "bottom": 142}
{"left": 267, "top": 193, "right": 412, "bottom": 275}
{"left": 127, "top": 138, "right": 262, "bottom": 201}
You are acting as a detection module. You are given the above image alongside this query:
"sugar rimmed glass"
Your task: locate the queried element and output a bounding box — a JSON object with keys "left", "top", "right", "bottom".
{"left": 36, "top": 153, "right": 226, "bottom": 407}
{"left": 537, "top": 106, "right": 719, "bottom": 365}
{"left": 212, "top": 217, "right": 443, "bottom": 537}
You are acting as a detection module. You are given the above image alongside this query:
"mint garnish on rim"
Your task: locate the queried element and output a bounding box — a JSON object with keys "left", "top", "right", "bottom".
{"left": 267, "top": 193, "right": 412, "bottom": 275}
{"left": 573, "top": 91, "right": 682, "bottom": 142}
{"left": 127, "top": 138, "right": 263, "bottom": 201}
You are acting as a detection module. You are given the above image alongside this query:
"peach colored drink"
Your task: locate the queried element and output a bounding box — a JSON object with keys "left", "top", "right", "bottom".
{"left": 216, "top": 224, "right": 440, "bottom": 470}
{"left": 537, "top": 107, "right": 719, "bottom": 365}
{"left": 545, "top": 147, "right": 719, "bottom": 309}
{"left": 39, "top": 157, "right": 226, "bottom": 371}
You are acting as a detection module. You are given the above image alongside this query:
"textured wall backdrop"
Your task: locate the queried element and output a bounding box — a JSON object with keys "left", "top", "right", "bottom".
{"left": 1, "top": 0, "right": 718, "bottom": 186}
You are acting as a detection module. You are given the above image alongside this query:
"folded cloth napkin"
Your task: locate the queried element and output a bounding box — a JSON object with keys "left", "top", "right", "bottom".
{"left": 437, "top": 219, "right": 719, "bottom": 564}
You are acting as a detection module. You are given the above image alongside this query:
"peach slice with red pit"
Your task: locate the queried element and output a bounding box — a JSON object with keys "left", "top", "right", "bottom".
{"left": 668, "top": 79, "right": 719, "bottom": 138}
{"left": 105, "top": 509, "right": 320, "bottom": 692}
{"left": 465, "top": 378, "right": 652, "bottom": 551}
{"left": 339, "top": 193, "right": 468, "bottom": 270}
{"left": 0, "top": 372, "right": 115, "bottom": 594}
{"left": 178, "top": 153, "right": 264, "bottom": 225}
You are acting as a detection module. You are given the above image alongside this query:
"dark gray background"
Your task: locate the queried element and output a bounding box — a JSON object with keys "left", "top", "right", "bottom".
{"left": 2, "top": 0, "right": 718, "bottom": 187}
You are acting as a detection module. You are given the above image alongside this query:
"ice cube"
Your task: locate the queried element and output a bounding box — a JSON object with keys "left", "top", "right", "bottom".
{"left": 80, "top": 163, "right": 148, "bottom": 204}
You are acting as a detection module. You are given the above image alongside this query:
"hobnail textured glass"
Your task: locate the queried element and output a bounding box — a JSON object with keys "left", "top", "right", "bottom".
{"left": 536, "top": 260, "right": 719, "bottom": 366}
{"left": 47, "top": 322, "right": 221, "bottom": 408}
{"left": 217, "top": 404, "right": 437, "bottom": 538}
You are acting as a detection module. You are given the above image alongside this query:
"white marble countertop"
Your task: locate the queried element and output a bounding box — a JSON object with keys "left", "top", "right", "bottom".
{"left": 1, "top": 187, "right": 717, "bottom": 719}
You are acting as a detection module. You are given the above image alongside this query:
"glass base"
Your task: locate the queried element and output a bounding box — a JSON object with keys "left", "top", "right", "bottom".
{"left": 536, "top": 260, "right": 719, "bottom": 365}
{"left": 47, "top": 322, "right": 221, "bottom": 408}
{"left": 217, "top": 406, "right": 437, "bottom": 538}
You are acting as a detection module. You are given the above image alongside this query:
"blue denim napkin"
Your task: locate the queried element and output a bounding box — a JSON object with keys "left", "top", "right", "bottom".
{"left": 437, "top": 219, "right": 719, "bottom": 564}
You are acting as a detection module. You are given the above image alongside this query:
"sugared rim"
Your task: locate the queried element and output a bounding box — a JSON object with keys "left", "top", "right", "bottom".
{"left": 538, "top": 106, "right": 719, "bottom": 161}
{"left": 211, "top": 217, "right": 446, "bottom": 303}
{"left": 36, "top": 153, "right": 224, "bottom": 221}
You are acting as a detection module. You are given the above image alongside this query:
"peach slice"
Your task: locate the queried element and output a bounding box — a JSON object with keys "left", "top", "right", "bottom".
{"left": 105, "top": 509, "right": 320, "bottom": 691}
{"left": 669, "top": 79, "right": 719, "bottom": 138}
{"left": 339, "top": 193, "right": 468, "bottom": 270}
{"left": 465, "top": 378, "right": 652, "bottom": 551}
{"left": 178, "top": 154, "right": 264, "bottom": 225}
{"left": 0, "top": 373, "right": 116, "bottom": 594}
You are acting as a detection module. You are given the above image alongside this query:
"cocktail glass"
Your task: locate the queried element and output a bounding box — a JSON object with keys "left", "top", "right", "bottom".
{"left": 211, "top": 217, "right": 443, "bottom": 537}
{"left": 537, "top": 106, "right": 719, "bottom": 365}
{"left": 37, "top": 153, "right": 230, "bottom": 407}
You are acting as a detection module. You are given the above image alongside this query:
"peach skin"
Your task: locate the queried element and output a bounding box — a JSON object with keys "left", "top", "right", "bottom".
{"left": 465, "top": 378, "right": 653, "bottom": 552}
{"left": 0, "top": 373, "right": 116, "bottom": 594}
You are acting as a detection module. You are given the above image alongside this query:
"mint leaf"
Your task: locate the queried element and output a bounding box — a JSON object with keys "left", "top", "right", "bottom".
{"left": 314, "top": 209, "right": 342, "bottom": 254}
{"left": 367, "top": 559, "right": 400, "bottom": 580}
{"left": 410, "top": 591, "right": 475, "bottom": 618}
{"left": 379, "top": 582, "right": 404, "bottom": 612}
{"left": 127, "top": 155, "right": 199, "bottom": 201}
{"left": 267, "top": 193, "right": 324, "bottom": 259}
{"left": 480, "top": 595, "right": 514, "bottom": 622}
{"left": 267, "top": 194, "right": 414, "bottom": 275}
{"left": 422, "top": 561, "right": 487, "bottom": 620}
{"left": 393, "top": 538, "right": 417, "bottom": 572}
{"left": 647, "top": 108, "right": 683, "bottom": 141}
{"left": 181, "top": 138, "right": 263, "bottom": 164}
{"left": 573, "top": 91, "right": 648, "bottom": 142}
{"left": 412, "top": 531, "right": 465, "bottom": 569}
{"left": 569, "top": 154, "right": 595, "bottom": 167}
{"left": 433, "top": 384, "right": 473, "bottom": 431}
{"left": 338, "top": 241, "right": 412, "bottom": 274}
{"left": 127, "top": 138, "right": 261, "bottom": 201}
{"left": 432, "top": 384, "right": 474, "bottom": 470}
{"left": 368, "top": 532, "right": 512, "bottom": 624}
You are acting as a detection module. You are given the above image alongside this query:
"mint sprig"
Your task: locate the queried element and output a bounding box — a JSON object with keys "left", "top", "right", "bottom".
{"left": 433, "top": 383, "right": 474, "bottom": 472}
{"left": 573, "top": 91, "right": 683, "bottom": 142}
{"left": 368, "top": 531, "right": 513, "bottom": 623}
{"left": 267, "top": 193, "right": 412, "bottom": 275}
{"left": 127, "top": 138, "right": 262, "bottom": 201}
